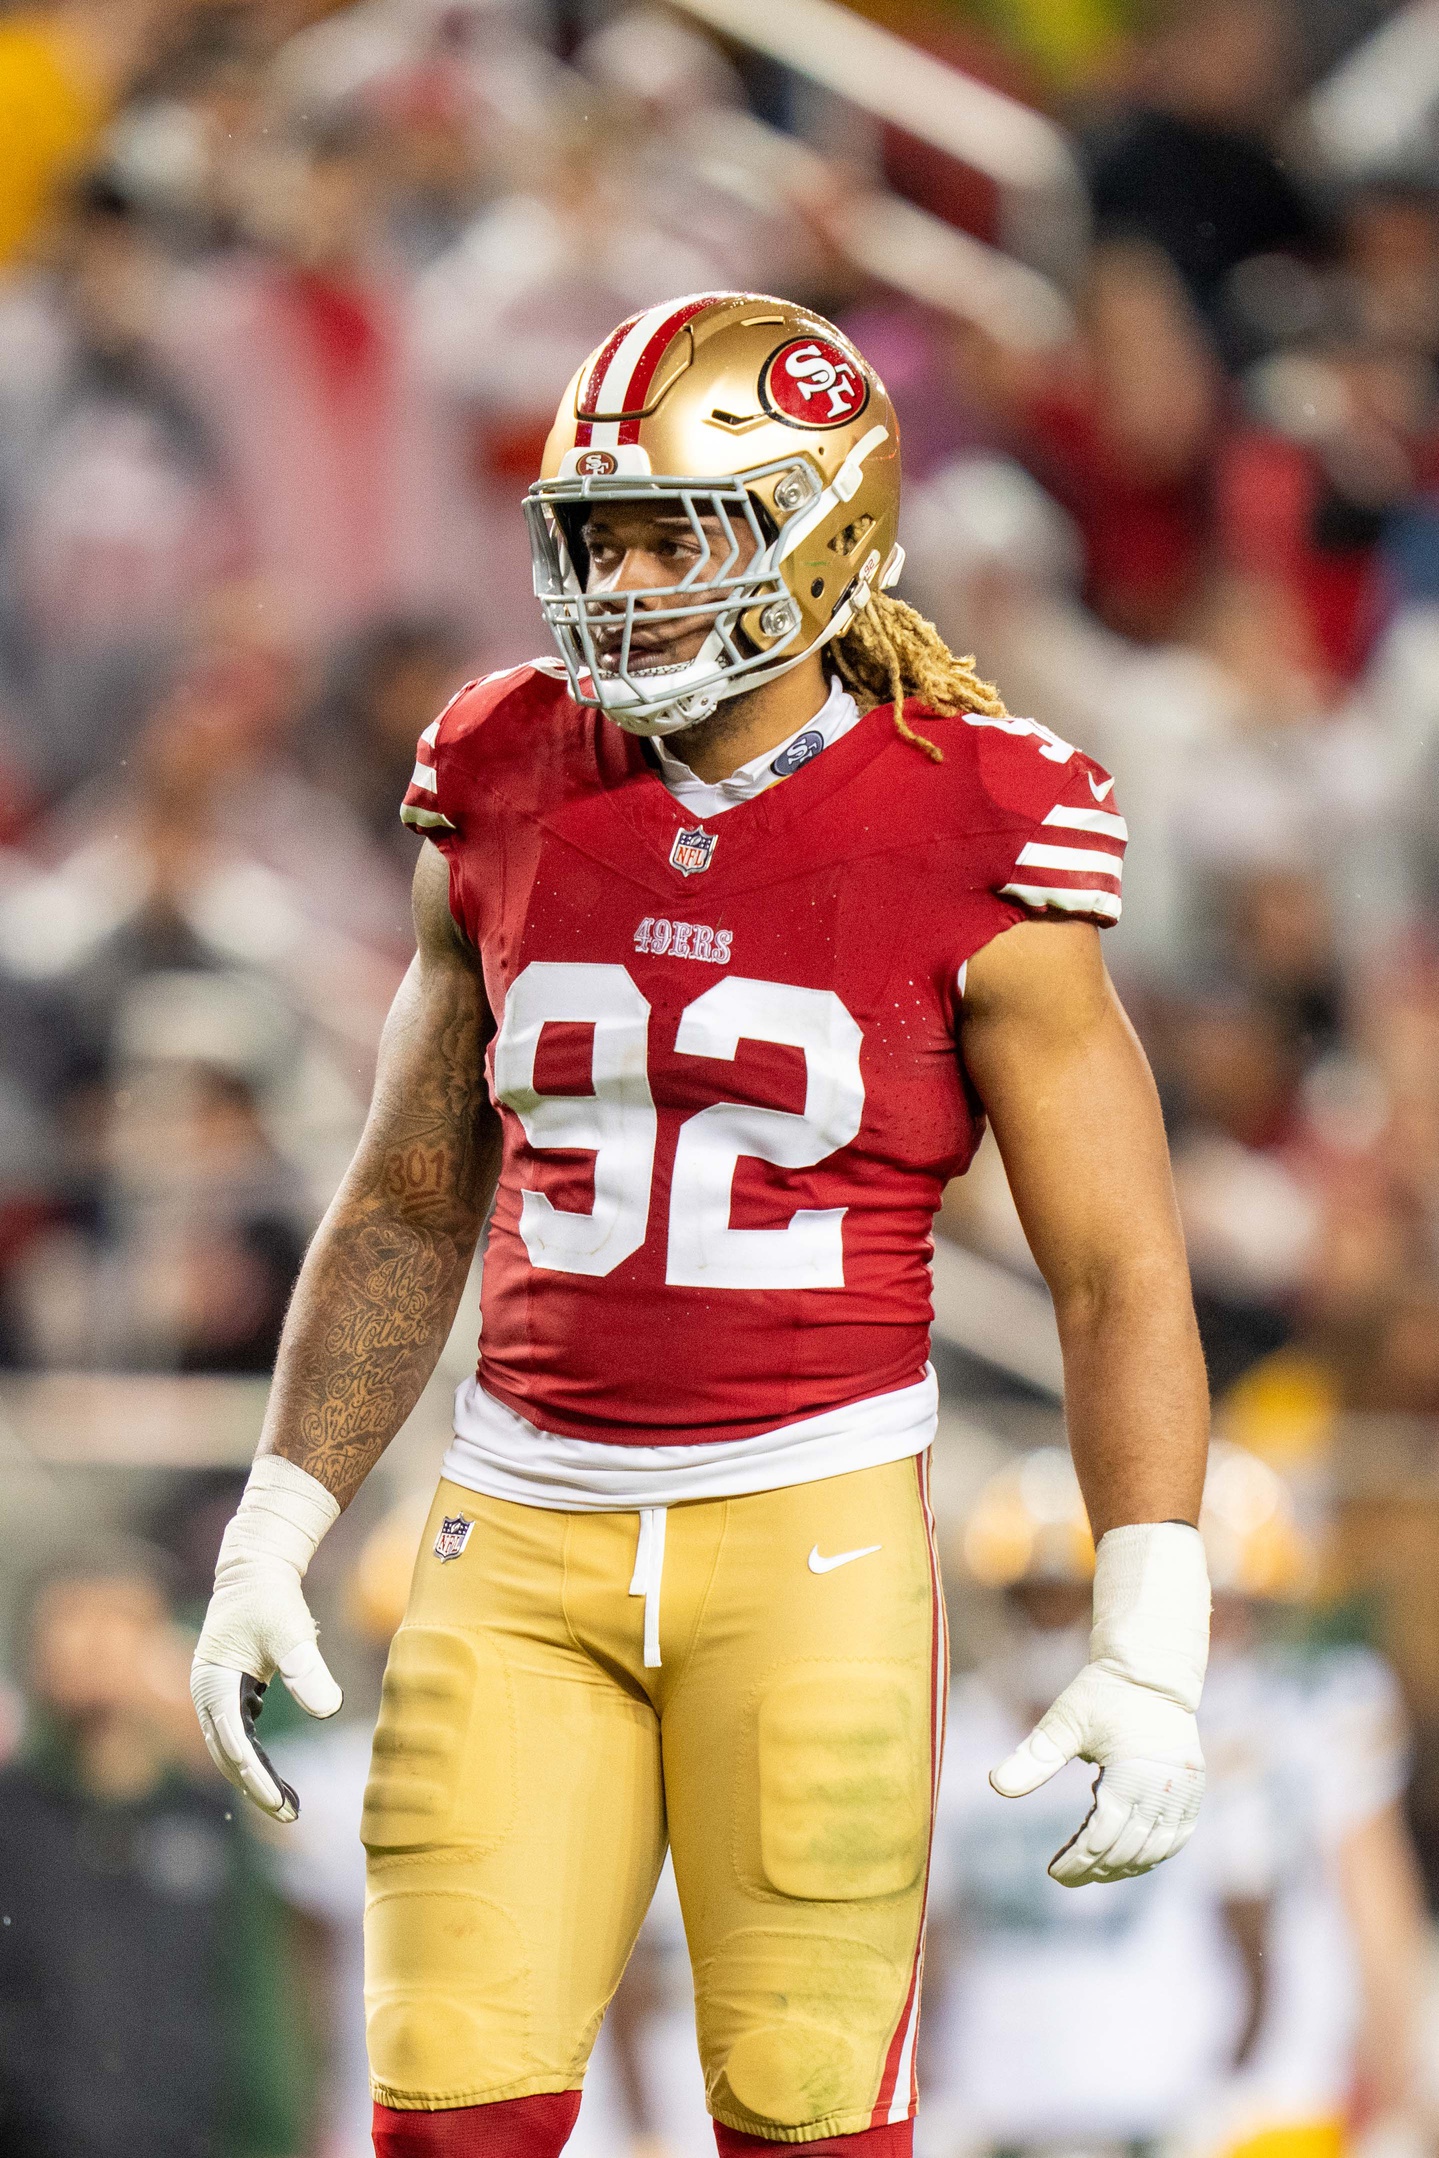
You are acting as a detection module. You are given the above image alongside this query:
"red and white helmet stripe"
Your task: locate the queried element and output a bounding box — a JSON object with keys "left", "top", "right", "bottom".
{"left": 574, "top": 293, "right": 730, "bottom": 450}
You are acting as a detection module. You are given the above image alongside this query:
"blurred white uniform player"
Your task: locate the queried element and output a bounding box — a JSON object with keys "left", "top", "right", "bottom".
{"left": 922, "top": 1446, "right": 1426, "bottom": 2158}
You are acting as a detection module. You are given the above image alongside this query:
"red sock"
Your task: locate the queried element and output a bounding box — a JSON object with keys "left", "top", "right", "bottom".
{"left": 373, "top": 2091, "right": 582, "bottom": 2158}
{"left": 714, "top": 2122, "right": 913, "bottom": 2158}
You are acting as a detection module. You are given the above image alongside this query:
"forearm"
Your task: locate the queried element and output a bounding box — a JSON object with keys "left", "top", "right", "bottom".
{"left": 963, "top": 923, "right": 1208, "bottom": 1541}
{"left": 194, "top": 842, "right": 496, "bottom": 1819}
{"left": 967, "top": 928, "right": 1210, "bottom": 1882}
{"left": 258, "top": 1175, "right": 487, "bottom": 1508}
{"left": 1221, "top": 1897, "right": 1271, "bottom": 2067}
{"left": 1051, "top": 1255, "right": 1208, "bottom": 1538}
{"left": 1341, "top": 1805, "right": 1429, "bottom": 2112}
{"left": 259, "top": 848, "right": 500, "bottom": 1507}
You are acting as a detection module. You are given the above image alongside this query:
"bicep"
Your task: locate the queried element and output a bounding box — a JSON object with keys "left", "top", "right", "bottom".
{"left": 960, "top": 921, "right": 1185, "bottom": 1298}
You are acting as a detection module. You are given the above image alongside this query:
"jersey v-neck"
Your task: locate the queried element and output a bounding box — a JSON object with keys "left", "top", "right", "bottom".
{"left": 601, "top": 695, "right": 901, "bottom": 893}
{"left": 649, "top": 677, "right": 862, "bottom": 820}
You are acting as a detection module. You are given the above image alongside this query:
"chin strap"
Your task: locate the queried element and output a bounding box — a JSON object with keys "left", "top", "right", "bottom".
{"left": 610, "top": 685, "right": 721, "bottom": 738}
{"left": 601, "top": 630, "right": 728, "bottom": 737}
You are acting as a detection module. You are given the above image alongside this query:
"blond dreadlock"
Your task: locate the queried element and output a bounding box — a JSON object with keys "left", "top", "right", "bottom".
{"left": 831, "top": 592, "right": 1006, "bottom": 761}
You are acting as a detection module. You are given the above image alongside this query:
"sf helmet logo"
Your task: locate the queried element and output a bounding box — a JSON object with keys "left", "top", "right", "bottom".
{"left": 763, "top": 337, "right": 869, "bottom": 427}
{"left": 575, "top": 448, "right": 618, "bottom": 477}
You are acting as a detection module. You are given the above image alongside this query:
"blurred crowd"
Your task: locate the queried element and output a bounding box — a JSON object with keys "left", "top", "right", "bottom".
{"left": 9, "top": 0, "right": 1439, "bottom": 2151}
{"left": 1, "top": 0, "right": 1439, "bottom": 1437}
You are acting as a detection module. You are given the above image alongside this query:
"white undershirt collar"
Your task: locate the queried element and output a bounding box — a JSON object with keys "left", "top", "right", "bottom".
{"left": 651, "top": 676, "right": 861, "bottom": 820}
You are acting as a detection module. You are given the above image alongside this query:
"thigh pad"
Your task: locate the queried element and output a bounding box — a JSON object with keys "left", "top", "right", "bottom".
{"left": 363, "top": 1626, "right": 514, "bottom": 1855}
{"left": 756, "top": 1662, "right": 930, "bottom": 1903}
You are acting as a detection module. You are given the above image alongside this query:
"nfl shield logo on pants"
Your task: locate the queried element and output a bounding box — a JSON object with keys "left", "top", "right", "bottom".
{"left": 434, "top": 1514, "right": 474, "bottom": 1562}
{"left": 669, "top": 825, "right": 717, "bottom": 876}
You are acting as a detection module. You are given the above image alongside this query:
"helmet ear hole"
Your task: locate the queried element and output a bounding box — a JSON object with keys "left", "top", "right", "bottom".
{"left": 828, "top": 513, "right": 876, "bottom": 559}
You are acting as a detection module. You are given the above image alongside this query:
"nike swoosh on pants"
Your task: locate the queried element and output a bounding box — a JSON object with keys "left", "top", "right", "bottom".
{"left": 808, "top": 1543, "right": 882, "bottom": 1574}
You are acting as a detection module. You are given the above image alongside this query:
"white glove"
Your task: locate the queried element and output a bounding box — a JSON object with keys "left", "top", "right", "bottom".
{"left": 190, "top": 1454, "right": 343, "bottom": 1823}
{"left": 990, "top": 1520, "right": 1210, "bottom": 1886}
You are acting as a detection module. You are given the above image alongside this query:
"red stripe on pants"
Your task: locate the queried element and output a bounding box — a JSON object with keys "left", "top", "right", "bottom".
{"left": 869, "top": 1451, "right": 946, "bottom": 2126}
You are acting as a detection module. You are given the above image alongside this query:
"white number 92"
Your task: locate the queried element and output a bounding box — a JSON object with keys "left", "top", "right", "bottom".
{"left": 492, "top": 962, "right": 865, "bottom": 1291}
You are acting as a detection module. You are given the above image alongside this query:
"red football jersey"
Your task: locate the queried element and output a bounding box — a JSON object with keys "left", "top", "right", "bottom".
{"left": 402, "top": 665, "right": 1125, "bottom": 1447}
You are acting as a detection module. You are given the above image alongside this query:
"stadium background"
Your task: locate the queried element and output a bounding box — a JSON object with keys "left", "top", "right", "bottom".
{"left": 6, "top": 0, "right": 1439, "bottom": 2152}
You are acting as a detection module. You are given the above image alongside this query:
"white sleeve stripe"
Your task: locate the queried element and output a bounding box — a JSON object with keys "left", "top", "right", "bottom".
{"left": 409, "top": 762, "right": 438, "bottom": 794}
{"left": 400, "top": 803, "right": 457, "bottom": 831}
{"left": 420, "top": 719, "right": 441, "bottom": 746}
{"left": 1000, "top": 882, "right": 1122, "bottom": 920}
{"left": 1043, "top": 805, "right": 1128, "bottom": 840}
{"left": 1014, "top": 840, "right": 1123, "bottom": 876}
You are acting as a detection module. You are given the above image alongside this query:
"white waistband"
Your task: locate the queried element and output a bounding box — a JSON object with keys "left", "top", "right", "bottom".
{"left": 441, "top": 1366, "right": 939, "bottom": 1511}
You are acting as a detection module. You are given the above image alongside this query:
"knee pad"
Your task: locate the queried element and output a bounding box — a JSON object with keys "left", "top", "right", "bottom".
{"left": 696, "top": 1927, "right": 903, "bottom": 2132}
{"left": 714, "top": 2121, "right": 912, "bottom": 2158}
{"left": 373, "top": 2091, "right": 581, "bottom": 2158}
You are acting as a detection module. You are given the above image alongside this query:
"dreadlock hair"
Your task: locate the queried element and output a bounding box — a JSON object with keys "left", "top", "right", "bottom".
{"left": 831, "top": 591, "right": 1006, "bottom": 762}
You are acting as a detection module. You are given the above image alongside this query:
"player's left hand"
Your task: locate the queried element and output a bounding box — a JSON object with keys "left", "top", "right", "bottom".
{"left": 990, "top": 1520, "right": 1210, "bottom": 1887}
{"left": 990, "top": 1663, "right": 1204, "bottom": 1885}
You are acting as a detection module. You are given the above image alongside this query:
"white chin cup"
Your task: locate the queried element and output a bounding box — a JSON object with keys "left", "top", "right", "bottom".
{"left": 608, "top": 689, "right": 720, "bottom": 738}
{"left": 592, "top": 631, "right": 727, "bottom": 736}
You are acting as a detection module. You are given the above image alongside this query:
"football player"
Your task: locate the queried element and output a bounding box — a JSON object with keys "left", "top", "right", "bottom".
{"left": 928, "top": 1443, "right": 1429, "bottom": 2158}
{"left": 190, "top": 295, "right": 1212, "bottom": 2158}
{"left": 924, "top": 1446, "right": 1277, "bottom": 2155}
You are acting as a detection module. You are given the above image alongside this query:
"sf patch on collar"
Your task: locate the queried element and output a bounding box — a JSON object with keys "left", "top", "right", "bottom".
{"left": 670, "top": 825, "right": 717, "bottom": 876}
{"left": 434, "top": 1514, "right": 474, "bottom": 1562}
{"left": 770, "top": 728, "right": 825, "bottom": 778}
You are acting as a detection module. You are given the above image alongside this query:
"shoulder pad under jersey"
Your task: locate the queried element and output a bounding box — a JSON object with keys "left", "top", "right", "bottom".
{"left": 400, "top": 660, "right": 572, "bottom": 842}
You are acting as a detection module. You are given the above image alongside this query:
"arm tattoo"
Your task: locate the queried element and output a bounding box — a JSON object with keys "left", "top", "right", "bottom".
{"left": 261, "top": 903, "right": 501, "bottom": 1508}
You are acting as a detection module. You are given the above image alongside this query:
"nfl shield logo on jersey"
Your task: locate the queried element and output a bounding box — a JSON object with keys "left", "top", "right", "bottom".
{"left": 669, "top": 825, "right": 717, "bottom": 877}
{"left": 434, "top": 1514, "right": 474, "bottom": 1562}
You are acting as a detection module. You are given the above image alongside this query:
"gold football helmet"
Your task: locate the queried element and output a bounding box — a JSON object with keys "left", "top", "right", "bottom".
{"left": 524, "top": 291, "right": 904, "bottom": 736}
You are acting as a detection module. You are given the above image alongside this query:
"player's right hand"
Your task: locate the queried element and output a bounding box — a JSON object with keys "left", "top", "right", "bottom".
{"left": 989, "top": 1520, "right": 1211, "bottom": 1888}
{"left": 190, "top": 1456, "right": 344, "bottom": 1823}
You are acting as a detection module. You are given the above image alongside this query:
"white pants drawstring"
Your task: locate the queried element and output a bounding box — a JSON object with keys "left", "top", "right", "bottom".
{"left": 629, "top": 1506, "right": 667, "bottom": 1668}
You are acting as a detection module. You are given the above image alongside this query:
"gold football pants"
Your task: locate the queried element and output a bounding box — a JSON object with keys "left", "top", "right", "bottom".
{"left": 362, "top": 1453, "right": 946, "bottom": 2140}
